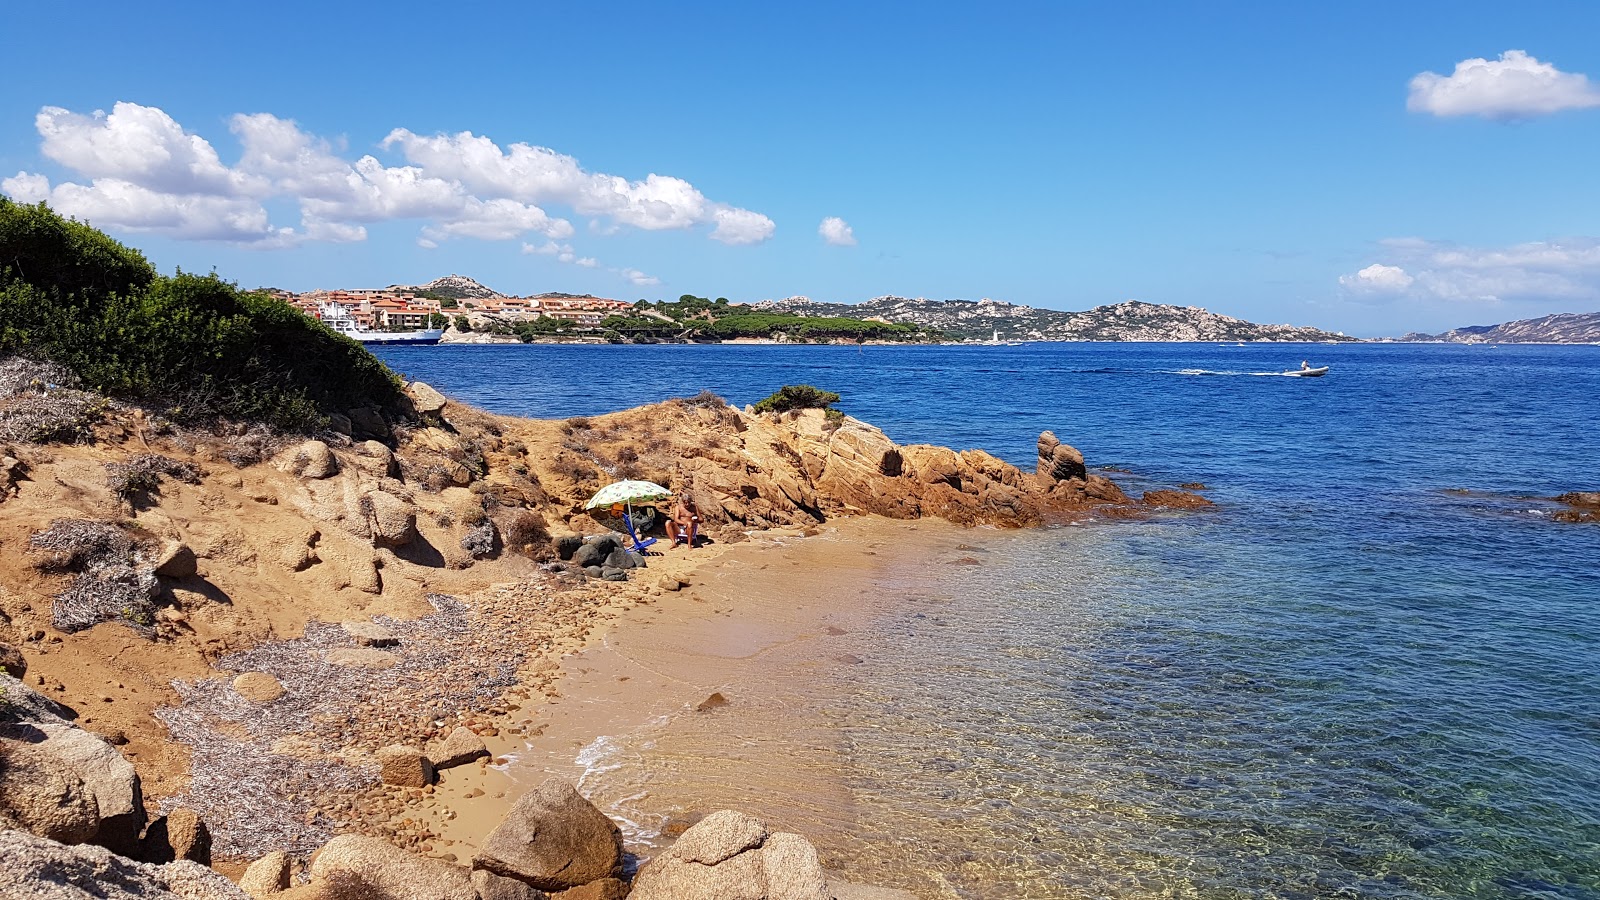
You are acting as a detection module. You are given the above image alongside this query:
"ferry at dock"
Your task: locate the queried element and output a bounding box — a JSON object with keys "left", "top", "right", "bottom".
{"left": 318, "top": 302, "right": 443, "bottom": 345}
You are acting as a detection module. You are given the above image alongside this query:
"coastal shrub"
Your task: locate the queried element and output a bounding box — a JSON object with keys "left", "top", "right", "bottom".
{"left": 0, "top": 199, "right": 402, "bottom": 431}
{"left": 105, "top": 453, "right": 200, "bottom": 498}
{"left": 682, "top": 389, "right": 727, "bottom": 409}
{"left": 563, "top": 416, "right": 592, "bottom": 433}
{"left": 460, "top": 519, "right": 497, "bottom": 558}
{"left": 502, "top": 510, "right": 548, "bottom": 556}
{"left": 752, "top": 384, "right": 840, "bottom": 415}
{"left": 29, "top": 518, "right": 136, "bottom": 572}
{"left": 53, "top": 564, "right": 159, "bottom": 634}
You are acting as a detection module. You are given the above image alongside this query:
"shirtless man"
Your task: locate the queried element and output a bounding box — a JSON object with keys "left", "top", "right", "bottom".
{"left": 668, "top": 494, "right": 700, "bottom": 547}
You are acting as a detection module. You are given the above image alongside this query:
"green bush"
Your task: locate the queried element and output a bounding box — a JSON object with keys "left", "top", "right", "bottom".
{"left": 0, "top": 198, "right": 401, "bottom": 430}
{"left": 753, "top": 384, "right": 841, "bottom": 414}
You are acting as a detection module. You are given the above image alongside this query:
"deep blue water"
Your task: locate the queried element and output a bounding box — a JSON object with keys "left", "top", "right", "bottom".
{"left": 375, "top": 342, "right": 1600, "bottom": 899}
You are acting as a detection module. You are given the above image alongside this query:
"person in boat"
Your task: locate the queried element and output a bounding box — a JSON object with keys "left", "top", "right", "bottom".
{"left": 1301, "top": 360, "right": 1311, "bottom": 371}
{"left": 667, "top": 494, "right": 700, "bottom": 548}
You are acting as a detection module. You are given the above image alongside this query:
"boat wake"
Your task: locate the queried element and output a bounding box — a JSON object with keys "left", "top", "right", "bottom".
{"left": 1170, "top": 368, "right": 1304, "bottom": 377}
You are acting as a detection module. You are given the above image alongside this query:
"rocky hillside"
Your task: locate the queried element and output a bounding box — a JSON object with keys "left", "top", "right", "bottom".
{"left": 399, "top": 275, "right": 506, "bottom": 301}
{"left": 1398, "top": 311, "right": 1600, "bottom": 343}
{"left": 751, "top": 296, "right": 1355, "bottom": 342}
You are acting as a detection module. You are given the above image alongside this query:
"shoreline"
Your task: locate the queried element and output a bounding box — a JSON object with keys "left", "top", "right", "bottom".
{"left": 404, "top": 515, "right": 970, "bottom": 890}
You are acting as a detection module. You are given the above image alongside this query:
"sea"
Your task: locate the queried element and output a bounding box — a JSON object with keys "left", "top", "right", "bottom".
{"left": 373, "top": 341, "right": 1600, "bottom": 900}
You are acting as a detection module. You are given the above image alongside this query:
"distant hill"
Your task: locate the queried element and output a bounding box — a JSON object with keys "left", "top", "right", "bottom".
{"left": 750, "top": 296, "right": 1355, "bottom": 342}
{"left": 394, "top": 274, "right": 505, "bottom": 301}
{"left": 1399, "top": 312, "right": 1600, "bottom": 344}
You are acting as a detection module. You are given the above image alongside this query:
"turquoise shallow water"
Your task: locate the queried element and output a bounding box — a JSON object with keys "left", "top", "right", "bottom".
{"left": 375, "top": 342, "right": 1600, "bottom": 898}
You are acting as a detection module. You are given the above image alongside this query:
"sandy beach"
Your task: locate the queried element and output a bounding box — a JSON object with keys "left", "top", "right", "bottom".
{"left": 406, "top": 516, "right": 978, "bottom": 877}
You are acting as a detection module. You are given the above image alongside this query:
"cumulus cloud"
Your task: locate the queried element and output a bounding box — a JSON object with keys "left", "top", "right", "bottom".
{"left": 1339, "top": 263, "right": 1414, "bottom": 293}
{"left": 1340, "top": 237, "right": 1600, "bottom": 304}
{"left": 3, "top": 101, "right": 773, "bottom": 251}
{"left": 38, "top": 103, "right": 269, "bottom": 197}
{"left": 1408, "top": 50, "right": 1600, "bottom": 120}
{"left": 382, "top": 128, "right": 774, "bottom": 243}
{"left": 818, "top": 216, "right": 857, "bottom": 247}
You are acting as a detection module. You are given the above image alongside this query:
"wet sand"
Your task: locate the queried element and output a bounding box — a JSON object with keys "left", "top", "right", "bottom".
{"left": 414, "top": 516, "right": 980, "bottom": 872}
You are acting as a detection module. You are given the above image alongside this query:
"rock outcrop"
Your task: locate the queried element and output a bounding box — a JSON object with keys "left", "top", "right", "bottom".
{"left": 307, "top": 833, "right": 474, "bottom": 900}
{"left": 0, "top": 674, "right": 145, "bottom": 854}
{"left": 274, "top": 441, "right": 338, "bottom": 480}
{"left": 238, "top": 850, "right": 292, "bottom": 897}
{"left": 472, "top": 779, "right": 623, "bottom": 892}
{"left": 361, "top": 490, "right": 417, "bottom": 547}
{"left": 0, "top": 829, "right": 249, "bottom": 900}
{"left": 628, "top": 810, "right": 828, "bottom": 900}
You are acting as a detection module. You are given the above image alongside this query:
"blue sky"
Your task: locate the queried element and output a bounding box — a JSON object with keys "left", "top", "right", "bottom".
{"left": 3, "top": 1, "right": 1599, "bottom": 337}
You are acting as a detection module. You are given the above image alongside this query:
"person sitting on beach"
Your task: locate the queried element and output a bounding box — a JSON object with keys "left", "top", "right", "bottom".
{"left": 667, "top": 495, "right": 700, "bottom": 547}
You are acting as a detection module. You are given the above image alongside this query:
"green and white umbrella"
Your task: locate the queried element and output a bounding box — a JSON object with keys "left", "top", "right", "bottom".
{"left": 584, "top": 480, "right": 673, "bottom": 510}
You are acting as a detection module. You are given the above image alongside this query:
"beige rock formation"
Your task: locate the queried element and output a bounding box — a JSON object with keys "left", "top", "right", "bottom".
{"left": 152, "top": 541, "right": 198, "bottom": 578}
{"left": 471, "top": 868, "right": 549, "bottom": 900}
{"left": 340, "top": 620, "right": 398, "bottom": 647}
{"left": 307, "top": 833, "right": 474, "bottom": 900}
{"left": 472, "top": 779, "right": 623, "bottom": 892}
{"left": 375, "top": 745, "right": 433, "bottom": 788}
{"left": 238, "top": 850, "right": 292, "bottom": 897}
{"left": 361, "top": 490, "right": 416, "bottom": 547}
{"left": 231, "top": 673, "right": 285, "bottom": 703}
{"left": 0, "top": 829, "right": 251, "bottom": 899}
{"left": 0, "top": 675, "right": 145, "bottom": 854}
{"left": 628, "top": 809, "right": 828, "bottom": 900}
{"left": 428, "top": 726, "right": 489, "bottom": 770}
{"left": 140, "top": 807, "right": 210, "bottom": 865}
{"left": 275, "top": 441, "right": 338, "bottom": 480}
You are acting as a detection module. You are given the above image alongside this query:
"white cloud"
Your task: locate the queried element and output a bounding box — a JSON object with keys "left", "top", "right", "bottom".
{"left": 521, "top": 241, "right": 640, "bottom": 279}
{"left": 1408, "top": 50, "right": 1600, "bottom": 120}
{"left": 617, "top": 268, "right": 661, "bottom": 286}
{"left": 1339, "top": 263, "right": 1414, "bottom": 293}
{"left": 818, "top": 216, "right": 857, "bottom": 247}
{"left": 5, "top": 101, "right": 773, "bottom": 252}
{"left": 1340, "top": 237, "right": 1600, "bottom": 304}
{"left": 5, "top": 173, "right": 291, "bottom": 243}
{"left": 382, "top": 128, "right": 774, "bottom": 243}
{"left": 1, "top": 171, "right": 50, "bottom": 203}
{"left": 38, "top": 103, "right": 268, "bottom": 197}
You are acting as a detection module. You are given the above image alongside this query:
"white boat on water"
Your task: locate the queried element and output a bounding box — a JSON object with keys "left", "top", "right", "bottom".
{"left": 1284, "top": 365, "right": 1329, "bottom": 377}
{"left": 319, "top": 302, "right": 443, "bottom": 345}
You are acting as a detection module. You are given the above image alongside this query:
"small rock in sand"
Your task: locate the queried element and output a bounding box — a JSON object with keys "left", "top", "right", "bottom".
{"left": 376, "top": 745, "right": 434, "bottom": 788}
{"left": 341, "top": 620, "right": 399, "bottom": 647}
{"left": 232, "top": 672, "right": 285, "bottom": 703}
{"left": 152, "top": 541, "right": 198, "bottom": 578}
{"left": 428, "top": 726, "right": 489, "bottom": 771}
{"left": 326, "top": 648, "right": 397, "bottom": 669}
{"left": 696, "top": 692, "right": 730, "bottom": 712}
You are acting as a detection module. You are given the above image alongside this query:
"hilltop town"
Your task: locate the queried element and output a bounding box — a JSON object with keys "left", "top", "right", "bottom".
{"left": 265, "top": 275, "right": 635, "bottom": 334}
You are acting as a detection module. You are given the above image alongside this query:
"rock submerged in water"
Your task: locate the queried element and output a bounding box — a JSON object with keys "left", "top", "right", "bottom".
{"left": 1553, "top": 491, "right": 1600, "bottom": 523}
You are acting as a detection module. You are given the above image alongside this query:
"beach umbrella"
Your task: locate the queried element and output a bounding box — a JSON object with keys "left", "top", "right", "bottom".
{"left": 584, "top": 480, "right": 673, "bottom": 510}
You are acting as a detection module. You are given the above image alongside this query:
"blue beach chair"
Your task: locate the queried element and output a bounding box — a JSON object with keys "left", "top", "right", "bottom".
{"left": 623, "top": 502, "right": 657, "bottom": 553}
